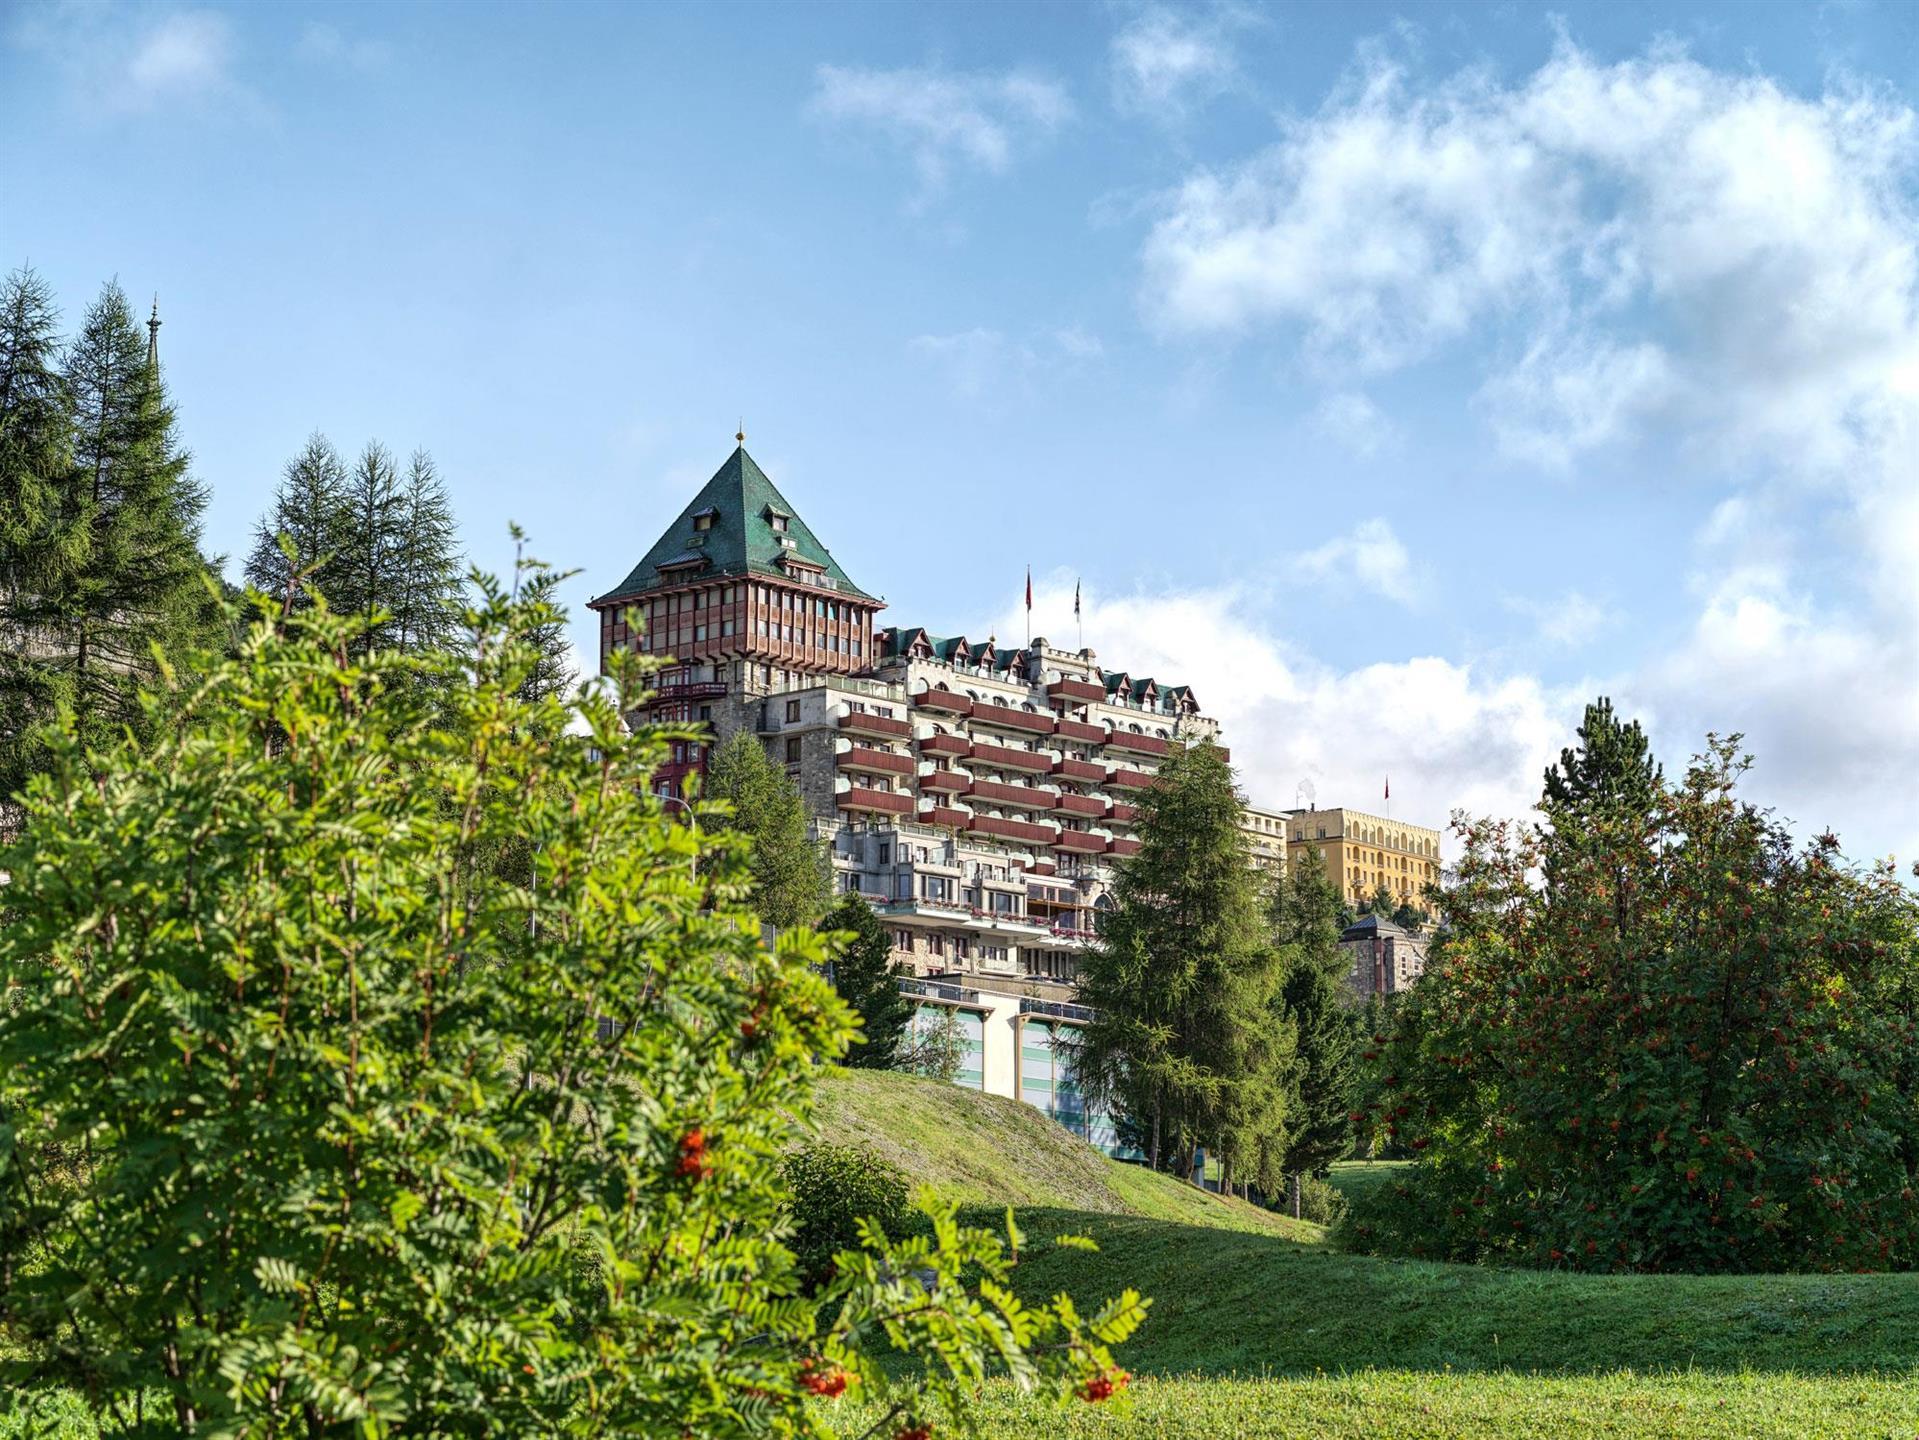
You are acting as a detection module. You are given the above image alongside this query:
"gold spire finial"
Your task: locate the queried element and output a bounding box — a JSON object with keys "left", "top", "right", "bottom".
{"left": 736, "top": 418, "right": 745, "bottom": 447}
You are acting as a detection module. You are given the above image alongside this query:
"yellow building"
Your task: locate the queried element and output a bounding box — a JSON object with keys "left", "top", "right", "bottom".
{"left": 1242, "top": 803, "right": 1290, "bottom": 875}
{"left": 1285, "top": 806, "right": 1441, "bottom": 906}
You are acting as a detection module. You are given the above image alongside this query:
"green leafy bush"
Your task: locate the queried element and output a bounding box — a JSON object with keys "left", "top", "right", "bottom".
{"left": 0, "top": 567, "right": 1146, "bottom": 1436}
{"left": 1346, "top": 720, "right": 1919, "bottom": 1274}
{"left": 1292, "top": 1174, "right": 1348, "bottom": 1229}
{"left": 782, "top": 1144, "right": 910, "bottom": 1290}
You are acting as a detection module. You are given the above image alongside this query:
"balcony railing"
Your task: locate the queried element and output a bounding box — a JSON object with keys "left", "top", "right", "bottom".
{"left": 1025, "top": 860, "right": 1058, "bottom": 876}
{"left": 900, "top": 977, "right": 983, "bottom": 1006}
{"left": 1054, "top": 718, "right": 1107, "bottom": 745}
{"left": 918, "top": 768, "right": 970, "bottom": 793}
{"left": 837, "top": 786, "right": 914, "bottom": 816}
{"left": 837, "top": 746, "right": 913, "bottom": 777}
{"left": 1107, "top": 837, "right": 1143, "bottom": 857}
{"left": 655, "top": 679, "right": 729, "bottom": 700}
{"left": 964, "top": 814, "right": 1058, "bottom": 847}
{"left": 918, "top": 732, "right": 970, "bottom": 758}
{"left": 1107, "top": 768, "right": 1154, "bottom": 791}
{"left": 1106, "top": 731, "right": 1171, "bottom": 758}
{"left": 918, "top": 804, "right": 971, "bottom": 828}
{"left": 967, "top": 779, "right": 1057, "bottom": 811}
{"left": 1053, "top": 830, "right": 1107, "bottom": 855}
{"left": 970, "top": 702, "right": 1057, "bottom": 736}
{"left": 1021, "top": 996, "right": 1095, "bottom": 1022}
{"left": 1054, "top": 792, "right": 1106, "bottom": 817}
{"left": 1053, "top": 757, "right": 1105, "bottom": 783}
{"left": 1105, "top": 801, "right": 1139, "bottom": 824}
{"left": 838, "top": 710, "right": 913, "bottom": 739}
{"left": 1046, "top": 679, "right": 1106, "bottom": 705}
{"left": 912, "top": 688, "right": 973, "bottom": 715}
{"left": 968, "top": 741, "right": 1053, "bottom": 774}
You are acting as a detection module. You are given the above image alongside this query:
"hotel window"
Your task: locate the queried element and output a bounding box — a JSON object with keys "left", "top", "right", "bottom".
{"left": 693, "top": 625, "right": 706, "bottom": 641}
{"left": 694, "top": 513, "right": 714, "bottom": 532}
{"left": 722, "top": 619, "right": 735, "bottom": 637}
{"left": 784, "top": 737, "right": 802, "bottom": 764}
{"left": 894, "top": 929, "right": 913, "bottom": 950}
{"left": 770, "top": 514, "right": 789, "bottom": 533}
{"left": 928, "top": 934, "right": 945, "bottom": 957}
{"left": 785, "top": 699, "right": 801, "bottom": 723}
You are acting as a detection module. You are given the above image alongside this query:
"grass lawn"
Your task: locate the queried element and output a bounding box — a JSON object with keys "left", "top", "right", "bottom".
{"left": 15, "top": 1072, "right": 1919, "bottom": 1437}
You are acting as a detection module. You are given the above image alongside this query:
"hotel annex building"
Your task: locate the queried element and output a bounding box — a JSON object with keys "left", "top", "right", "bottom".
{"left": 592, "top": 445, "right": 1437, "bottom": 1129}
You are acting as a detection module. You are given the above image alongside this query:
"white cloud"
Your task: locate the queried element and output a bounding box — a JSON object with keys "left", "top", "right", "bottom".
{"left": 296, "top": 20, "right": 392, "bottom": 72}
{"left": 1140, "top": 43, "right": 1919, "bottom": 470}
{"left": 908, "top": 326, "right": 1103, "bottom": 402}
{"left": 1136, "top": 39, "right": 1919, "bottom": 862}
{"left": 12, "top": 5, "right": 246, "bottom": 115}
{"left": 810, "top": 63, "right": 1071, "bottom": 202}
{"left": 1312, "top": 389, "right": 1397, "bottom": 457}
{"left": 1294, "top": 518, "right": 1420, "bottom": 606}
{"left": 1111, "top": 7, "right": 1242, "bottom": 121}
{"left": 1502, "top": 590, "right": 1616, "bottom": 649}
{"left": 1004, "top": 577, "right": 1575, "bottom": 840}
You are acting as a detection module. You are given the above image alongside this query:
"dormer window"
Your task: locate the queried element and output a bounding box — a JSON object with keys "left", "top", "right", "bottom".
{"left": 771, "top": 515, "right": 788, "bottom": 532}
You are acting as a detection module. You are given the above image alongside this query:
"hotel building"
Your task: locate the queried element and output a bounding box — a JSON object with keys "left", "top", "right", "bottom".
{"left": 1283, "top": 806, "right": 1442, "bottom": 908}
{"left": 591, "top": 445, "right": 1434, "bottom": 1132}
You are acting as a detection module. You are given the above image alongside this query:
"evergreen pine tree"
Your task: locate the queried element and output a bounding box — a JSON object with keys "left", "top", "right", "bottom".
{"left": 508, "top": 531, "right": 577, "bottom": 706}
{"left": 386, "top": 449, "right": 463, "bottom": 656}
{"left": 1543, "top": 696, "right": 1662, "bottom": 819}
{"left": 0, "top": 266, "right": 72, "bottom": 802}
{"left": 1273, "top": 855, "right": 1360, "bottom": 1209}
{"left": 1072, "top": 739, "right": 1290, "bottom": 1183}
{"left": 334, "top": 440, "right": 404, "bottom": 650}
{"left": 244, "top": 433, "right": 351, "bottom": 612}
{"left": 25, "top": 282, "right": 222, "bottom": 767}
{"left": 700, "top": 730, "right": 831, "bottom": 931}
{"left": 824, "top": 893, "right": 913, "bottom": 1069}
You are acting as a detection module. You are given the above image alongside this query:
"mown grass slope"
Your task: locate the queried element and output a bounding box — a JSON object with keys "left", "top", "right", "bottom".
{"left": 807, "top": 1067, "right": 1318, "bottom": 1239}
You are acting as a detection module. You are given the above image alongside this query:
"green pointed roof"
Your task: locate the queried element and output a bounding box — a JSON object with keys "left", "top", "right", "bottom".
{"left": 594, "top": 447, "right": 876, "bottom": 604}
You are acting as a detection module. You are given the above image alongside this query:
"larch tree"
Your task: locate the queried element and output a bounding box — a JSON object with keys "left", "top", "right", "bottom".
{"left": 823, "top": 892, "right": 914, "bottom": 1069}
{"left": 243, "top": 433, "right": 351, "bottom": 611}
{"left": 1072, "top": 738, "right": 1290, "bottom": 1184}
{"left": 14, "top": 281, "right": 223, "bottom": 773}
{"left": 1273, "top": 853, "right": 1360, "bottom": 1213}
{"left": 0, "top": 266, "right": 71, "bottom": 803}
{"left": 698, "top": 729, "right": 830, "bottom": 932}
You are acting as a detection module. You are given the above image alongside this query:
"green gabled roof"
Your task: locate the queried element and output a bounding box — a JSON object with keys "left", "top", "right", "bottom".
{"left": 594, "top": 446, "right": 876, "bottom": 604}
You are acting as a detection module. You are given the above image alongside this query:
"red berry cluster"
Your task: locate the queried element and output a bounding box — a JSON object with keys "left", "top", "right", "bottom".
{"left": 895, "top": 1427, "right": 932, "bottom": 1440}
{"left": 798, "top": 1361, "right": 849, "bottom": 1398}
{"left": 1079, "top": 1367, "right": 1131, "bottom": 1402}
{"left": 676, "top": 1128, "right": 712, "bottom": 1181}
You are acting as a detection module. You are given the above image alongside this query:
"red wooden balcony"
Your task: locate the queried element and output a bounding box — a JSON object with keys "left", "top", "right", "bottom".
{"left": 1054, "top": 718, "right": 1106, "bottom": 745}
{"left": 1107, "top": 768, "right": 1155, "bottom": 791}
{"left": 918, "top": 804, "right": 971, "bottom": 828}
{"left": 655, "top": 679, "right": 729, "bottom": 700}
{"left": 1105, "top": 801, "right": 1139, "bottom": 824}
{"left": 838, "top": 786, "right": 914, "bottom": 816}
{"left": 1047, "top": 679, "right": 1106, "bottom": 705}
{"left": 1107, "top": 837, "right": 1143, "bottom": 858}
{"left": 1026, "top": 861, "right": 1058, "bottom": 876}
{"left": 837, "top": 746, "right": 913, "bottom": 777}
{"left": 838, "top": 709, "right": 912, "bottom": 739}
{"left": 964, "top": 814, "right": 1058, "bottom": 846}
{"left": 968, "top": 741, "right": 1053, "bottom": 774}
{"left": 1053, "top": 830, "right": 1107, "bottom": 855}
{"left": 1053, "top": 756, "right": 1105, "bottom": 783}
{"left": 913, "top": 688, "right": 973, "bottom": 715}
{"left": 970, "top": 702, "right": 1057, "bottom": 736}
{"left": 1106, "top": 730, "right": 1171, "bottom": 758}
{"left": 1054, "top": 792, "right": 1106, "bottom": 817}
{"left": 967, "top": 779, "right": 1056, "bottom": 811}
{"left": 918, "top": 732, "right": 970, "bottom": 758}
{"left": 919, "top": 767, "right": 970, "bottom": 794}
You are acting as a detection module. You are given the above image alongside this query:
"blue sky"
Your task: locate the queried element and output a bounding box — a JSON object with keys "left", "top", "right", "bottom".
{"left": 5, "top": 0, "right": 1916, "bottom": 862}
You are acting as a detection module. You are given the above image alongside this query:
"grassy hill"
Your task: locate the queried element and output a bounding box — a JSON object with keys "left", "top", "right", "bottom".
{"left": 807, "top": 1067, "right": 1320, "bottom": 1239}
{"left": 819, "top": 1069, "right": 1919, "bottom": 1438}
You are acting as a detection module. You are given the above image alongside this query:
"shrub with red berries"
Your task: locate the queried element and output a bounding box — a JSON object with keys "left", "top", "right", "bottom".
{"left": 0, "top": 575, "right": 1150, "bottom": 1439}
{"left": 1342, "top": 709, "right": 1919, "bottom": 1274}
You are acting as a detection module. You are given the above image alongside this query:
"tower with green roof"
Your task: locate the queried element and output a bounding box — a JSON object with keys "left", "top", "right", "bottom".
{"left": 590, "top": 441, "right": 883, "bottom": 788}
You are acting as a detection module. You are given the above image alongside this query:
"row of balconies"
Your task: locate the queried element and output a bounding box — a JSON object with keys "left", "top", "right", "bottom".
{"left": 909, "top": 688, "right": 1177, "bottom": 756}
{"left": 866, "top": 795, "right": 1144, "bottom": 857}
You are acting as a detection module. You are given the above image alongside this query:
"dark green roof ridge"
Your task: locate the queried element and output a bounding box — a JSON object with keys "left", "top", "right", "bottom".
{"left": 595, "top": 447, "right": 876, "bottom": 604}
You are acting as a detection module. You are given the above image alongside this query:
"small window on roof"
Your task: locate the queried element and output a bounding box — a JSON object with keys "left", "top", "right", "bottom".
{"left": 770, "top": 514, "right": 789, "bottom": 533}
{"left": 694, "top": 514, "right": 714, "bottom": 532}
